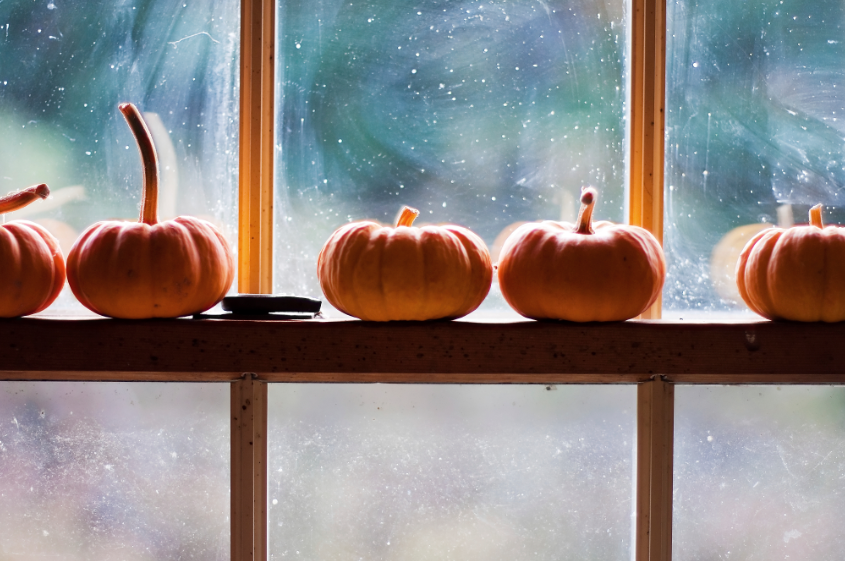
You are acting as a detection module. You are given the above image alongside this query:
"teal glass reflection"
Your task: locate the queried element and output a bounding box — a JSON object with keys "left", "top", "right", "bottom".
{"left": 665, "top": 0, "right": 845, "bottom": 316}
{"left": 274, "top": 0, "right": 627, "bottom": 313}
{"left": 0, "top": 0, "right": 239, "bottom": 312}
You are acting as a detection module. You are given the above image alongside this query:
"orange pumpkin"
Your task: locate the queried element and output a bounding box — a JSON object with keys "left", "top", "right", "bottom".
{"left": 497, "top": 187, "right": 665, "bottom": 321}
{"left": 736, "top": 204, "right": 845, "bottom": 322}
{"left": 66, "top": 103, "right": 234, "bottom": 319}
{"left": 0, "top": 184, "right": 66, "bottom": 317}
{"left": 317, "top": 207, "right": 493, "bottom": 321}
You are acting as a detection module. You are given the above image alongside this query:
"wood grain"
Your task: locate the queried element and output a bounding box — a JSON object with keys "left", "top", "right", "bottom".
{"left": 238, "top": 0, "right": 275, "bottom": 294}
{"left": 231, "top": 377, "right": 268, "bottom": 561}
{"left": 630, "top": 0, "right": 667, "bottom": 320}
{"left": 1, "top": 318, "right": 844, "bottom": 382}
{"left": 636, "top": 379, "right": 674, "bottom": 561}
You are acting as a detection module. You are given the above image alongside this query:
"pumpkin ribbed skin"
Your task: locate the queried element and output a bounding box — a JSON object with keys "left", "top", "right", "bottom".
{"left": 318, "top": 209, "right": 492, "bottom": 321}
{"left": 497, "top": 188, "right": 665, "bottom": 322}
{"left": 0, "top": 218, "right": 65, "bottom": 318}
{"left": 65, "top": 103, "right": 234, "bottom": 319}
{"left": 67, "top": 216, "right": 233, "bottom": 319}
{"left": 736, "top": 204, "right": 845, "bottom": 322}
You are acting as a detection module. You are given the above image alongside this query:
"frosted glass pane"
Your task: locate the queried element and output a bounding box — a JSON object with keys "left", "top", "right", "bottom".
{"left": 674, "top": 386, "right": 845, "bottom": 561}
{"left": 0, "top": 0, "right": 239, "bottom": 314}
{"left": 664, "top": 0, "right": 845, "bottom": 318}
{"left": 0, "top": 382, "right": 229, "bottom": 560}
{"left": 274, "top": 0, "right": 627, "bottom": 315}
{"left": 269, "top": 384, "right": 634, "bottom": 561}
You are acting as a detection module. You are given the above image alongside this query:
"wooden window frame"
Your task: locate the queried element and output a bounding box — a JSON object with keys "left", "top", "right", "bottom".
{"left": 2, "top": 1, "right": 844, "bottom": 561}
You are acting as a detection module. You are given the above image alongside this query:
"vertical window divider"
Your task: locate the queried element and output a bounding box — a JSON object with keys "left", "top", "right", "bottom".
{"left": 636, "top": 378, "right": 675, "bottom": 561}
{"left": 232, "top": 375, "right": 269, "bottom": 561}
{"left": 239, "top": 0, "right": 276, "bottom": 294}
{"left": 630, "top": 0, "right": 667, "bottom": 319}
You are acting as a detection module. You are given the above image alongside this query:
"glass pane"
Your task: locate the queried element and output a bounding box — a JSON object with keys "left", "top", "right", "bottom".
{"left": 664, "top": 0, "right": 845, "bottom": 319}
{"left": 268, "top": 384, "right": 635, "bottom": 560}
{"left": 275, "top": 0, "right": 628, "bottom": 316}
{"left": 674, "top": 386, "right": 845, "bottom": 560}
{"left": 0, "top": 382, "right": 229, "bottom": 559}
{"left": 0, "top": 0, "right": 240, "bottom": 314}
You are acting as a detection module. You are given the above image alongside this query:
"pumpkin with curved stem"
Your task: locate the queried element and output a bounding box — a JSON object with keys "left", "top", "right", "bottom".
{"left": 736, "top": 204, "right": 845, "bottom": 322}
{"left": 66, "top": 103, "right": 234, "bottom": 319}
{"left": 497, "top": 187, "right": 666, "bottom": 322}
{"left": 0, "top": 184, "right": 66, "bottom": 317}
{"left": 317, "top": 207, "right": 493, "bottom": 321}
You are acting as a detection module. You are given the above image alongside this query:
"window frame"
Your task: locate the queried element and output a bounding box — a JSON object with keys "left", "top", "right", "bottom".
{"left": 1, "top": 0, "right": 843, "bottom": 561}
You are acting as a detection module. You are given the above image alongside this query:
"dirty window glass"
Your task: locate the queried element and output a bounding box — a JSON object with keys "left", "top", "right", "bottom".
{"left": 0, "top": 0, "right": 239, "bottom": 314}
{"left": 0, "top": 382, "right": 229, "bottom": 559}
{"left": 664, "top": 0, "right": 845, "bottom": 319}
{"left": 268, "top": 384, "right": 635, "bottom": 561}
{"left": 274, "top": 0, "right": 627, "bottom": 315}
{"left": 674, "top": 386, "right": 845, "bottom": 560}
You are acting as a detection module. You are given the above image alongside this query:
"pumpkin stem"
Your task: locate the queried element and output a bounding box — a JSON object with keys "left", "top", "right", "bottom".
{"left": 575, "top": 187, "right": 597, "bottom": 234}
{"left": 396, "top": 206, "right": 420, "bottom": 227}
{"left": 119, "top": 103, "right": 159, "bottom": 225}
{"left": 809, "top": 204, "right": 824, "bottom": 228}
{"left": 0, "top": 183, "right": 50, "bottom": 215}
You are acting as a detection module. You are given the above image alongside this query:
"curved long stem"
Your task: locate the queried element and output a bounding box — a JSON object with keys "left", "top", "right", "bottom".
{"left": 809, "top": 204, "right": 824, "bottom": 228}
{"left": 119, "top": 103, "right": 159, "bottom": 225}
{"left": 575, "top": 187, "right": 597, "bottom": 234}
{"left": 396, "top": 206, "right": 420, "bottom": 227}
{"left": 0, "top": 183, "right": 50, "bottom": 215}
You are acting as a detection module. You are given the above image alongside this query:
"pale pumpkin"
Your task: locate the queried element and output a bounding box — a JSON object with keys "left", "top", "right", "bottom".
{"left": 736, "top": 204, "right": 845, "bottom": 322}
{"left": 317, "top": 207, "right": 493, "bottom": 321}
{"left": 66, "top": 103, "right": 234, "bottom": 319}
{"left": 497, "top": 187, "right": 665, "bottom": 321}
{"left": 0, "top": 184, "right": 66, "bottom": 317}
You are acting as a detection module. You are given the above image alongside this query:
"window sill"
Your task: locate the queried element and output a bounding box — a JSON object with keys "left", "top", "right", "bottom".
{"left": 1, "top": 315, "right": 841, "bottom": 384}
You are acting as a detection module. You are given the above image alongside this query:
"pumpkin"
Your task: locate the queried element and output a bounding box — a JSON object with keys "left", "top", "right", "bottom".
{"left": 317, "top": 207, "right": 493, "bottom": 321}
{"left": 736, "top": 204, "right": 845, "bottom": 322}
{"left": 66, "top": 103, "right": 234, "bottom": 319}
{"left": 497, "top": 187, "right": 666, "bottom": 321}
{"left": 0, "top": 184, "right": 66, "bottom": 317}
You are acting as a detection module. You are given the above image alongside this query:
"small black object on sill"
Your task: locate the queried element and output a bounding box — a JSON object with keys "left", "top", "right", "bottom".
{"left": 193, "top": 295, "right": 322, "bottom": 320}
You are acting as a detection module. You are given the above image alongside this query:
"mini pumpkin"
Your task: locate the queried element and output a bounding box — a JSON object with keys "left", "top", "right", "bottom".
{"left": 66, "top": 103, "right": 234, "bottom": 319}
{"left": 736, "top": 204, "right": 845, "bottom": 322}
{"left": 317, "top": 207, "right": 493, "bottom": 321}
{"left": 0, "top": 184, "right": 66, "bottom": 317}
{"left": 497, "top": 187, "right": 665, "bottom": 321}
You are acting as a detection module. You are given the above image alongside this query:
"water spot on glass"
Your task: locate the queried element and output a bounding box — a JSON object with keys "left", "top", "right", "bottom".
{"left": 693, "top": 62, "right": 699, "bottom": 67}
{"left": 707, "top": 435, "right": 713, "bottom": 442}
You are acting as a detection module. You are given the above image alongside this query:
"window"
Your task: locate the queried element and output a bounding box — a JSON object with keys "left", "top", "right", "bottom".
{"left": 2, "top": 0, "right": 844, "bottom": 561}
{"left": 0, "top": 0, "right": 240, "bottom": 313}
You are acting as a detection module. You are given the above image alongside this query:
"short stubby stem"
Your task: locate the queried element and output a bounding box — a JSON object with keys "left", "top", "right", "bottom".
{"left": 119, "top": 103, "right": 159, "bottom": 225}
{"left": 809, "top": 204, "right": 824, "bottom": 228}
{"left": 0, "top": 184, "right": 50, "bottom": 215}
{"left": 575, "top": 186, "right": 597, "bottom": 234}
{"left": 396, "top": 206, "right": 420, "bottom": 227}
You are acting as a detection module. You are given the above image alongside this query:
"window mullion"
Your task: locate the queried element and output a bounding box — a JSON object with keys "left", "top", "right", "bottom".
{"left": 239, "top": 0, "right": 276, "bottom": 294}
{"left": 630, "top": 0, "right": 667, "bottom": 319}
{"left": 636, "top": 378, "right": 675, "bottom": 561}
{"left": 232, "top": 375, "right": 269, "bottom": 561}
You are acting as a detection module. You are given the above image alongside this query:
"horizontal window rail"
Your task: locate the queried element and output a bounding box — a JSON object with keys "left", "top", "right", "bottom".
{"left": 1, "top": 317, "right": 843, "bottom": 383}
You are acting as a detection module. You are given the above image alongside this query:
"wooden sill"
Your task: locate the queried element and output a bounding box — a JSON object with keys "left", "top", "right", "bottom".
{"left": 1, "top": 315, "right": 842, "bottom": 384}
